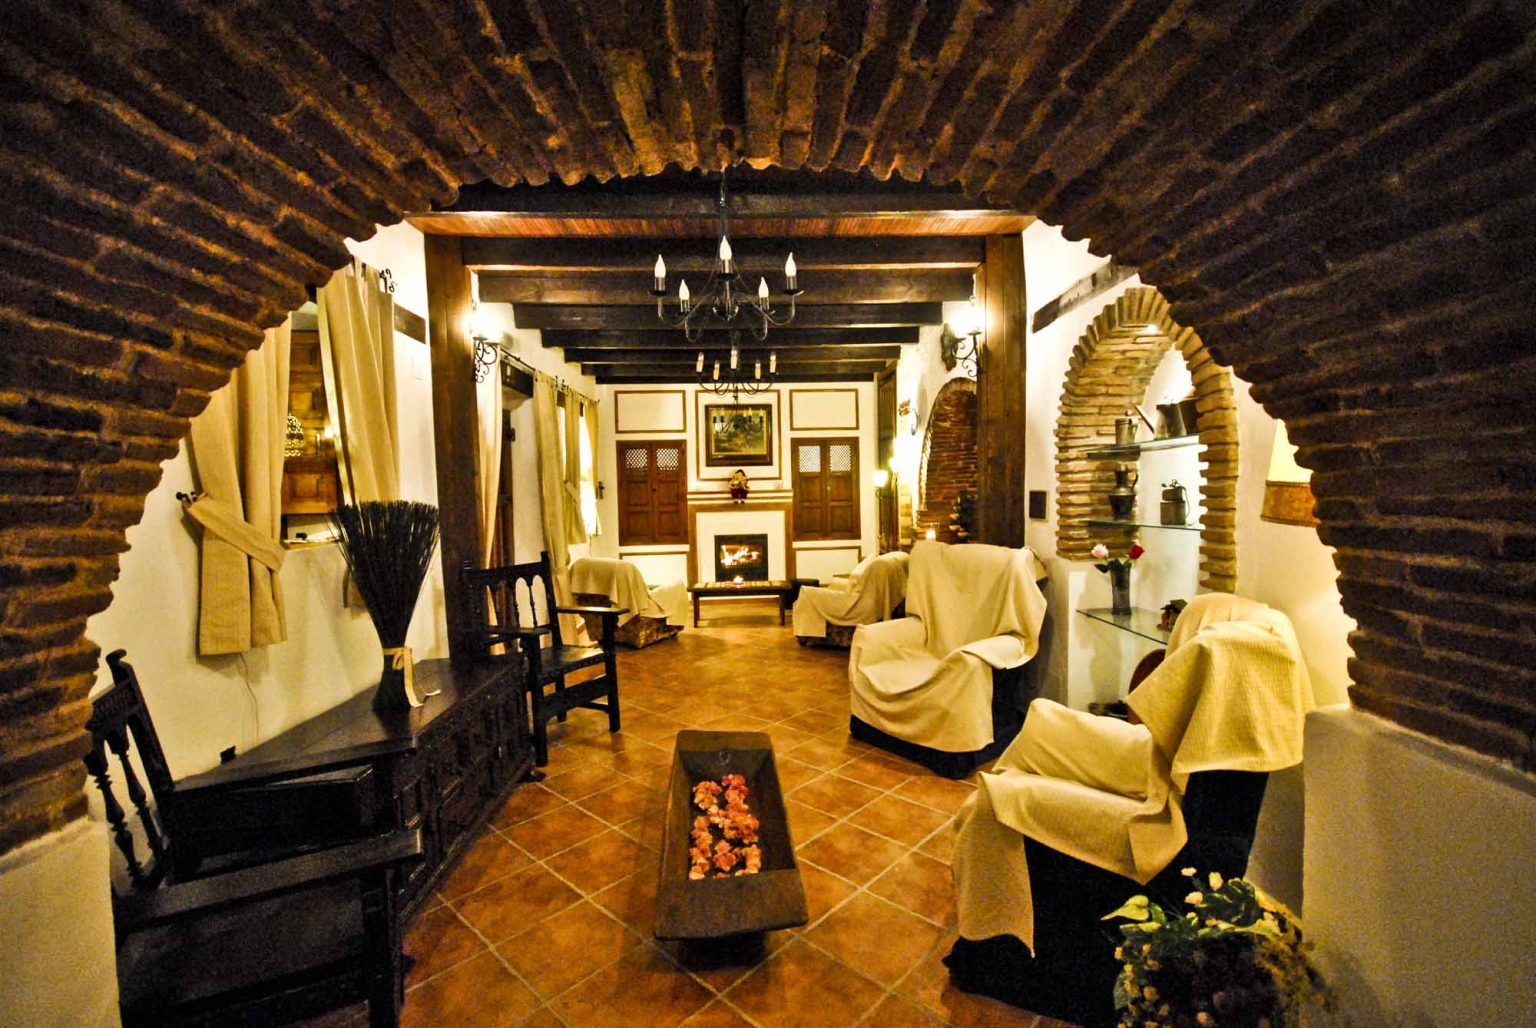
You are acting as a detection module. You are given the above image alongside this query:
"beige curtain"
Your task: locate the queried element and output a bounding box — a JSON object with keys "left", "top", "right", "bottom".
{"left": 476, "top": 365, "right": 503, "bottom": 565}
{"left": 583, "top": 398, "right": 602, "bottom": 538}
{"left": 318, "top": 262, "right": 398, "bottom": 504}
{"left": 534, "top": 374, "right": 584, "bottom": 641}
{"left": 186, "top": 321, "right": 291, "bottom": 655}
{"left": 562, "top": 394, "right": 588, "bottom": 546}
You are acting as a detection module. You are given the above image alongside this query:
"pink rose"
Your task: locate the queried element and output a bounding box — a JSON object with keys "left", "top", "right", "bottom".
{"left": 1092, "top": 543, "right": 1109, "bottom": 560}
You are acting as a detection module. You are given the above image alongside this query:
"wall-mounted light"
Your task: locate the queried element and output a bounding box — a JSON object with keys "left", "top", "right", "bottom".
{"left": 942, "top": 294, "right": 983, "bottom": 379}
{"left": 1260, "top": 422, "right": 1320, "bottom": 526}
{"left": 470, "top": 303, "right": 498, "bottom": 383}
{"left": 872, "top": 468, "right": 890, "bottom": 490}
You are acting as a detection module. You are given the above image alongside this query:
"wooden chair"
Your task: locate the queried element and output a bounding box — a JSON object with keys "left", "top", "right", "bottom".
{"left": 86, "top": 650, "right": 422, "bottom": 1028}
{"left": 461, "top": 553, "right": 626, "bottom": 766}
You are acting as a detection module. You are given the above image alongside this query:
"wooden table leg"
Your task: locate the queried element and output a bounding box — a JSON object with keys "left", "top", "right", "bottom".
{"left": 692, "top": 593, "right": 700, "bottom": 628}
{"left": 779, "top": 593, "right": 787, "bottom": 625}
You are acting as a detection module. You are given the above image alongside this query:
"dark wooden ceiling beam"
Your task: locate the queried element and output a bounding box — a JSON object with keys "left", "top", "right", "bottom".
{"left": 540, "top": 327, "right": 920, "bottom": 348}
{"left": 586, "top": 359, "right": 890, "bottom": 379}
{"left": 563, "top": 345, "right": 903, "bottom": 364}
{"left": 512, "top": 302, "right": 942, "bottom": 330}
{"left": 480, "top": 269, "right": 972, "bottom": 305}
{"left": 425, "top": 175, "right": 1019, "bottom": 220}
{"left": 593, "top": 371, "right": 880, "bottom": 384}
{"left": 462, "top": 236, "right": 983, "bottom": 271}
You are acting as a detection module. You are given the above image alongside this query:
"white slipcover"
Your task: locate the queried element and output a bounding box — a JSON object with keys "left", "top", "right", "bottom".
{"left": 792, "top": 550, "right": 909, "bottom": 638}
{"left": 953, "top": 592, "right": 1315, "bottom": 951}
{"left": 848, "top": 542, "right": 1047, "bottom": 753}
{"left": 570, "top": 557, "right": 687, "bottom": 627}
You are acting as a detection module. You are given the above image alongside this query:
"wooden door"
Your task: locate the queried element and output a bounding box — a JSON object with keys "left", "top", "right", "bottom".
{"left": 793, "top": 439, "right": 859, "bottom": 541}
{"left": 617, "top": 441, "right": 687, "bottom": 546}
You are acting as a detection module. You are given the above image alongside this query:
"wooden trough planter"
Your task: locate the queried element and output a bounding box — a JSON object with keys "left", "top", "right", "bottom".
{"left": 655, "top": 730, "right": 809, "bottom": 941}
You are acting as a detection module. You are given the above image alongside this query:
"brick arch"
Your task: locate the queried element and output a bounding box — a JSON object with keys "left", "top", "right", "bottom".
{"left": 917, "top": 378, "right": 978, "bottom": 541}
{"left": 2, "top": 3, "right": 1534, "bottom": 853}
{"left": 1054, "top": 287, "right": 1237, "bottom": 591}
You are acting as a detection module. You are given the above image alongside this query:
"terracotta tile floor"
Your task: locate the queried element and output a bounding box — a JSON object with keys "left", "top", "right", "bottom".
{"left": 326, "top": 602, "right": 1075, "bottom": 1027}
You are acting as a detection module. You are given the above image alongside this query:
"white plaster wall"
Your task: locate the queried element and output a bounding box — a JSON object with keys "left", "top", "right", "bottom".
{"left": 1304, "top": 708, "right": 1536, "bottom": 1026}
{"left": 0, "top": 820, "right": 118, "bottom": 1028}
{"left": 591, "top": 381, "right": 880, "bottom": 581}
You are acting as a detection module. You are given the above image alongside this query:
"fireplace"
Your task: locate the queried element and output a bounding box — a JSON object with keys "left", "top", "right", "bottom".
{"left": 715, "top": 534, "right": 769, "bottom": 581}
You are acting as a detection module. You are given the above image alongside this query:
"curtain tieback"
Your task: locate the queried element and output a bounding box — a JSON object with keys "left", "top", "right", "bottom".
{"left": 382, "top": 645, "right": 441, "bottom": 707}
{"left": 181, "top": 492, "right": 285, "bottom": 571}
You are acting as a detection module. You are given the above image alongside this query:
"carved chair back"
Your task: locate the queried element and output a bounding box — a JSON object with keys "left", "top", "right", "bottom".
{"left": 85, "top": 650, "right": 179, "bottom": 891}
{"left": 462, "top": 551, "right": 565, "bottom": 652}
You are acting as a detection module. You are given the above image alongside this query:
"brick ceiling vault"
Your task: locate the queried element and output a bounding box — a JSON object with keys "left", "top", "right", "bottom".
{"left": 0, "top": 1, "right": 1533, "bottom": 852}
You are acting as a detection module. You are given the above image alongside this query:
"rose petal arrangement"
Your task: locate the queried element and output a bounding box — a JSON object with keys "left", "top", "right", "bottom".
{"left": 689, "top": 773, "right": 763, "bottom": 880}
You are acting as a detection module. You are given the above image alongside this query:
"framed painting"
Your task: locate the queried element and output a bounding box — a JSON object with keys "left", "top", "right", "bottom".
{"left": 704, "top": 404, "right": 773, "bottom": 467}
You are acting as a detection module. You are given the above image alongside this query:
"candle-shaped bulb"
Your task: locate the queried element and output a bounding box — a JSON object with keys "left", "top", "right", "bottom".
{"left": 712, "top": 360, "right": 721, "bottom": 381}
{"left": 785, "top": 252, "right": 797, "bottom": 282}
{"left": 754, "top": 359, "right": 762, "bottom": 380}
{"left": 679, "top": 279, "right": 690, "bottom": 310}
{"left": 719, "top": 236, "right": 733, "bottom": 267}
{"left": 769, "top": 352, "right": 777, "bottom": 374}
{"left": 696, "top": 351, "right": 705, "bottom": 373}
{"left": 654, "top": 255, "right": 666, "bottom": 280}
{"left": 758, "top": 277, "right": 769, "bottom": 302}
{"left": 730, "top": 345, "right": 738, "bottom": 370}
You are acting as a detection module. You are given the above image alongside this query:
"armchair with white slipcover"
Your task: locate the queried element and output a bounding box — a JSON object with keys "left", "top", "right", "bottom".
{"left": 570, "top": 556, "right": 686, "bottom": 648}
{"left": 793, "top": 550, "right": 909, "bottom": 648}
{"left": 847, "top": 542, "right": 1048, "bottom": 778}
{"left": 944, "top": 592, "right": 1315, "bottom": 1027}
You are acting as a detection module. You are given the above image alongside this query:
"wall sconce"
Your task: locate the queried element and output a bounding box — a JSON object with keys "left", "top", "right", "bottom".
{"left": 872, "top": 468, "right": 890, "bottom": 491}
{"left": 470, "top": 303, "right": 498, "bottom": 383}
{"left": 941, "top": 295, "right": 982, "bottom": 379}
{"left": 1260, "top": 422, "right": 1320, "bottom": 526}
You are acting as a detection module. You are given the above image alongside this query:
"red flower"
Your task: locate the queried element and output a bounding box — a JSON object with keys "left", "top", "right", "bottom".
{"left": 1128, "top": 544, "right": 1146, "bottom": 560}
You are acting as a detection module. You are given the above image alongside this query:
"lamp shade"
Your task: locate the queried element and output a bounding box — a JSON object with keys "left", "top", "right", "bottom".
{"left": 872, "top": 468, "right": 890, "bottom": 489}
{"left": 1260, "top": 422, "right": 1320, "bottom": 526}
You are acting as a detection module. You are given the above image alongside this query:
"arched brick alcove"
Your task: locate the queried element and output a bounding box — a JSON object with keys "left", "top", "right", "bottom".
{"left": 917, "top": 378, "right": 978, "bottom": 541}
{"left": 1055, "top": 287, "right": 1237, "bottom": 591}
{"left": 2, "top": 3, "right": 1533, "bottom": 853}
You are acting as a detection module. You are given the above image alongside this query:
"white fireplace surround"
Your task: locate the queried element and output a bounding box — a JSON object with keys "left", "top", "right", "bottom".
{"left": 694, "top": 509, "right": 789, "bottom": 583}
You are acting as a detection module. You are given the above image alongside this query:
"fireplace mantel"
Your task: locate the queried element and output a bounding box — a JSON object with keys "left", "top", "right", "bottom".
{"left": 687, "top": 498, "right": 795, "bottom": 585}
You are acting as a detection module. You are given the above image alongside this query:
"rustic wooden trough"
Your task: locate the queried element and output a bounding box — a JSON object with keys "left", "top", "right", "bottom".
{"left": 655, "top": 730, "right": 809, "bottom": 940}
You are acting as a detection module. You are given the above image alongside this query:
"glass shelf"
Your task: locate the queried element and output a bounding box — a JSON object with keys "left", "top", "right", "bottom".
{"left": 1086, "top": 518, "right": 1203, "bottom": 532}
{"left": 1078, "top": 607, "right": 1172, "bottom": 645}
{"left": 1080, "top": 433, "right": 1203, "bottom": 457}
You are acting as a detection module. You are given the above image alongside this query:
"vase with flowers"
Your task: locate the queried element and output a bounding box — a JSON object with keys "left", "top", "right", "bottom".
{"left": 1093, "top": 542, "right": 1144, "bottom": 615}
{"left": 1105, "top": 867, "right": 1330, "bottom": 1027}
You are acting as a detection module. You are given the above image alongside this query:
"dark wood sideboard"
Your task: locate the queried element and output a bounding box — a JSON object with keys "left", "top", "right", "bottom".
{"left": 172, "top": 658, "right": 530, "bottom": 921}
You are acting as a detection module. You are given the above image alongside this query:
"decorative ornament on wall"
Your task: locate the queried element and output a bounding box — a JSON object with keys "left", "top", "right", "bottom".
{"left": 728, "top": 469, "right": 750, "bottom": 501}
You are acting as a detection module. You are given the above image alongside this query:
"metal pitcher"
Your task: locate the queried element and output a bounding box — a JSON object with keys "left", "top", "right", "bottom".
{"left": 1108, "top": 463, "right": 1138, "bottom": 520}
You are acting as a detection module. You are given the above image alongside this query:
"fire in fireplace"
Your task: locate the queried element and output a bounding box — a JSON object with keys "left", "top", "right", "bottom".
{"left": 715, "top": 533, "right": 769, "bottom": 581}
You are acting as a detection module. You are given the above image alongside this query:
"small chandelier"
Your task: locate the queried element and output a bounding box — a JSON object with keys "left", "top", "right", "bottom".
{"left": 695, "top": 330, "right": 776, "bottom": 401}
{"left": 470, "top": 302, "right": 498, "bottom": 383}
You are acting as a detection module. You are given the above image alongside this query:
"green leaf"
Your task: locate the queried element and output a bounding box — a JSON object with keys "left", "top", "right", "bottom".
{"left": 1104, "top": 895, "right": 1151, "bottom": 922}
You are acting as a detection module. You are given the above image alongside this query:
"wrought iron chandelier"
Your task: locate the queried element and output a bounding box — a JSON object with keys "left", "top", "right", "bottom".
{"left": 649, "top": 170, "right": 801, "bottom": 399}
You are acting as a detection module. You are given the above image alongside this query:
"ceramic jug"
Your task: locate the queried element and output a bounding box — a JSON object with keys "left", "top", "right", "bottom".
{"left": 1108, "top": 463, "right": 1138, "bottom": 520}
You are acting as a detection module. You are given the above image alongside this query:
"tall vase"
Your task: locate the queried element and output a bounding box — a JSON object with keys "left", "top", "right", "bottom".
{"left": 1108, "top": 562, "right": 1132, "bottom": 615}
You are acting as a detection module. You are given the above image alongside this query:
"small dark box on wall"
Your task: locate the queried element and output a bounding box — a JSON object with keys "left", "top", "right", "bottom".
{"left": 1028, "top": 490, "right": 1047, "bottom": 520}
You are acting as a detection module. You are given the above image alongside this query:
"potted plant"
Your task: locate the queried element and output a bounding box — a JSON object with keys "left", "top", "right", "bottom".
{"left": 1093, "top": 541, "right": 1145, "bottom": 615}
{"left": 1105, "top": 868, "right": 1330, "bottom": 1027}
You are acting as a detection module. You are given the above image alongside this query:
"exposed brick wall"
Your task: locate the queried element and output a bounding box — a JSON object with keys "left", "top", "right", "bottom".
{"left": 1, "top": 1, "right": 1533, "bottom": 853}
{"left": 917, "top": 378, "right": 978, "bottom": 541}
{"left": 1055, "top": 287, "right": 1238, "bottom": 592}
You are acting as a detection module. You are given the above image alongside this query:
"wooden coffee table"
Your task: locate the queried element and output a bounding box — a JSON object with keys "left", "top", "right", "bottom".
{"left": 688, "top": 579, "right": 793, "bottom": 626}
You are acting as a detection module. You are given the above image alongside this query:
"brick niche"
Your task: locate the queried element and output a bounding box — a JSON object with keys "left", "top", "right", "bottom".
{"left": 917, "top": 378, "right": 978, "bottom": 541}
{"left": 1055, "top": 287, "right": 1237, "bottom": 591}
{"left": 0, "top": 2, "right": 1533, "bottom": 855}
